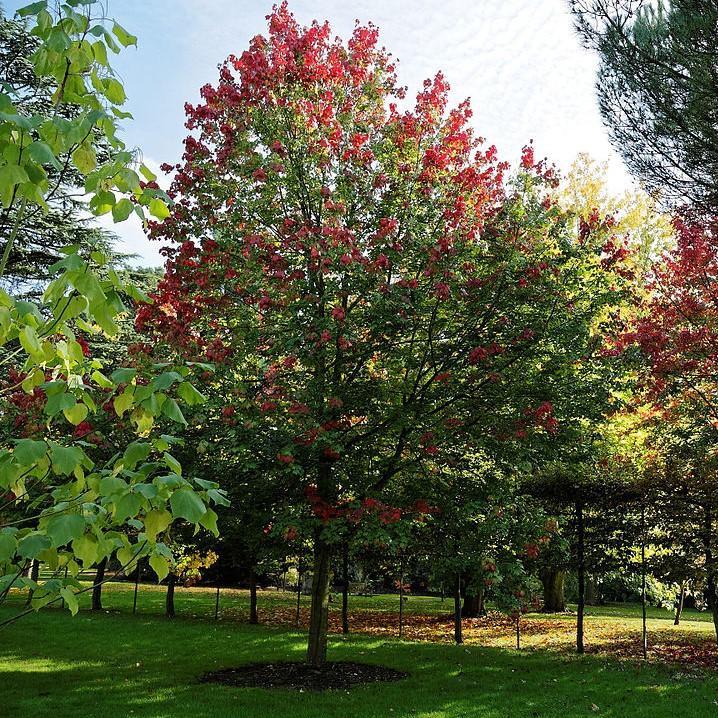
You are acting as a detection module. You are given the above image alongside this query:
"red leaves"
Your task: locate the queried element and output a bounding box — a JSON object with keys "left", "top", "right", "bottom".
{"left": 629, "top": 215, "right": 718, "bottom": 416}
{"left": 520, "top": 143, "right": 535, "bottom": 169}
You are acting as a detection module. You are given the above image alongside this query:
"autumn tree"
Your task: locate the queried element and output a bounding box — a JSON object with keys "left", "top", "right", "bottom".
{"left": 142, "top": 4, "right": 635, "bottom": 667}
{"left": 620, "top": 217, "right": 718, "bottom": 640}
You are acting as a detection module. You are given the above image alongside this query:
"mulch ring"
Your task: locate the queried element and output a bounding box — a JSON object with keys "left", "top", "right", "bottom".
{"left": 200, "top": 661, "right": 408, "bottom": 691}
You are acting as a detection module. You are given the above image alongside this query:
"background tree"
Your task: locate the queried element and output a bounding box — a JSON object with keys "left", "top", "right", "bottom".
{"left": 571, "top": 0, "right": 718, "bottom": 217}
{"left": 0, "top": 8, "right": 130, "bottom": 298}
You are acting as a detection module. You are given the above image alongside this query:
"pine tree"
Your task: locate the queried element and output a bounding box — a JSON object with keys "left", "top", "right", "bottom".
{"left": 571, "top": 0, "right": 718, "bottom": 216}
{"left": 0, "top": 9, "right": 121, "bottom": 298}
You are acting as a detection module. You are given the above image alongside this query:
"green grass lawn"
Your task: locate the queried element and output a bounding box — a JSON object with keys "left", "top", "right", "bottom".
{"left": 1, "top": 595, "right": 718, "bottom": 717}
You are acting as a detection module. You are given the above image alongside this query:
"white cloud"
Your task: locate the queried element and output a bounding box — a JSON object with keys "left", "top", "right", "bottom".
{"left": 168, "top": 0, "right": 631, "bottom": 184}
{"left": 10, "top": 0, "right": 633, "bottom": 265}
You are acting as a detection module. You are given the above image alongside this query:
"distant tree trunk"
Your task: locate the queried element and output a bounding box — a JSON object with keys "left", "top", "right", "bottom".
{"left": 585, "top": 575, "right": 599, "bottom": 606}
{"left": 342, "top": 542, "right": 349, "bottom": 635}
{"left": 576, "top": 499, "right": 585, "bottom": 654}
{"left": 24, "top": 559, "right": 39, "bottom": 607}
{"left": 454, "top": 573, "right": 463, "bottom": 644}
{"left": 674, "top": 582, "right": 686, "bottom": 626}
{"left": 165, "top": 573, "right": 176, "bottom": 619}
{"left": 91, "top": 558, "right": 107, "bottom": 611}
{"left": 515, "top": 612, "right": 521, "bottom": 649}
{"left": 295, "top": 566, "right": 302, "bottom": 627}
{"left": 398, "top": 557, "right": 405, "bottom": 638}
{"left": 641, "top": 504, "right": 648, "bottom": 660}
{"left": 702, "top": 506, "right": 718, "bottom": 644}
{"left": 249, "top": 569, "right": 258, "bottom": 624}
{"left": 540, "top": 567, "right": 566, "bottom": 612}
{"left": 461, "top": 587, "right": 485, "bottom": 618}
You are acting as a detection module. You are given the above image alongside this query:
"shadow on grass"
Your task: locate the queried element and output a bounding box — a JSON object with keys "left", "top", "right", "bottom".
{"left": 1, "top": 607, "right": 716, "bottom": 718}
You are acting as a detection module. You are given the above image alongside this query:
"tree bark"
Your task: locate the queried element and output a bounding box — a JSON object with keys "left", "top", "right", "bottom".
{"left": 166, "top": 573, "right": 176, "bottom": 619}
{"left": 306, "top": 460, "right": 335, "bottom": 667}
{"left": 674, "top": 582, "right": 686, "bottom": 625}
{"left": 342, "top": 542, "right": 349, "bottom": 635}
{"left": 91, "top": 558, "right": 107, "bottom": 611}
{"left": 576, "top": 499, "right": 585, "bottom": 654}
{"left": 461, "top": 587, "right": 485, "bottom": 618}
{"left": 585, "top": 575, "right": 599, "bottom": 606}
{"left": 641, "top": 504, "right": 647, "bottom": 660}
{"left": 306, "top": 533, "right": 332, "bottom": 667}
{"left": 540, "top": 567, "right": 566, "bottom": 612}
{"left": 454, "top": 573, "right": 463, "bottom": 644}
{"left": 249, "top": 569, "right": 258, "bottom": 624}
{"left": 398, "top": 558, "right": 404, "bottom": 638}
{"left": 703, "top": 506, "right": 718, "bottom": 644}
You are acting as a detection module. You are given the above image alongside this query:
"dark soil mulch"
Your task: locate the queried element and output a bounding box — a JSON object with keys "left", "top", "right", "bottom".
{"left": 200, "top": 661, "right": 408, "bottom": 691}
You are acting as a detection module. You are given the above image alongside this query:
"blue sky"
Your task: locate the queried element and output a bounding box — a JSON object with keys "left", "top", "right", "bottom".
{"left": 8, "top": 0, "right": 632, "bottom": 265}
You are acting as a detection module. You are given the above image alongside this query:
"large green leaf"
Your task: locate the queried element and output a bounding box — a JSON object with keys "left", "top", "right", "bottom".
{"left": 49, "top": 443, "right": 84, "bottom": 475}
{"left": 0, "top": 532, "right": 17, "bottom": 562}
{"left": 46, "top": 513, "right": 85, "bottom": 546}
{"left": 177, "top": 381, "right": 206, "bottom": 406}
{"left": 17, "top": 532, "right": 51, "bottom": 559}
{"left": 13, "top": 439, "right": 47, "bottom": 466}
{"left": 149, "top": 553, "right": 169, "bottom": 581}
{"left": 199, "top": 508, "right": 219, "bottom": 537}
{"left": 143, "top": 509, "right": 172, "bottom": 541}
{"left": 45, "top": 391, "right": 75, "bottom": 417}
{"left": 0, "top": 164, "right": 30, "bottom": 190}
{"left": 162, "top": 398, "right": 186, "bottom": 426}
{"left": 59, "top": 587, "right": 79, "bottom": 615}
{"left": 122, "top": 441, "right": 151, "bottom": 470}
{"left": 63, "top": 402, "right": 88, "bottom": 426}
{"left": 72, "top": 533, "right": 98, "bottom": 566}
{"left": 170, "top": 488, "right": 206, "bottom": 524}
{"left": 114, "top": 492, "right": 143, "bottom": 522}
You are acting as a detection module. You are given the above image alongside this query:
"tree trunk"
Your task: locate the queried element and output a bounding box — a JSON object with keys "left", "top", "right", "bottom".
{"left": 515, "top": 612, "right": 521, "bottom": 649}
{"left": 540, "top": 567, "right": 566, "bottom": 612}
{"left": 674, "top": 582, "right": 686, "bottom": 625}
{"left": 454, "top": 573, "right": 463, "bottom": 644}
{"left": 703, "top": 506, "right": 718, "bottom": 645}
{"left": 398, "top": 558, "right": 404, "bottom": 638}
{"left": 132, "top": 561, "right": 140, "bottom": 614}
{"left": 306, "top": 460, "right": 335, "bottom": 668}
{"left": 306, "top": 534, "right": 332, "bottom": 667}
{"left": 461, "top": 587, "right": 485, "bottom": 618}
{"left": 91, "top": 558, "right": 107, "bottom": 611}
{"left": 576, "top": 500, "right": 585, "bottom": 654}
{"left": 585, "top": 575, "right": 599, "bottom": 605}
{"left": 342, "top": 542, "right": 349, "bottom": 635}
{"left": 249, "top": 569, "right": 258, "bottom": 624}
{"left": 295, "top": 566, "right": 302, "bottom": 627}
{"left": 641, "top": 504, "right": 648, "bottom": 659}
{"left": 166, "top": 573, "right": 176, "bottom": 619}
{"left": 24, "top": 559, "right": 39, "bottom": 607}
